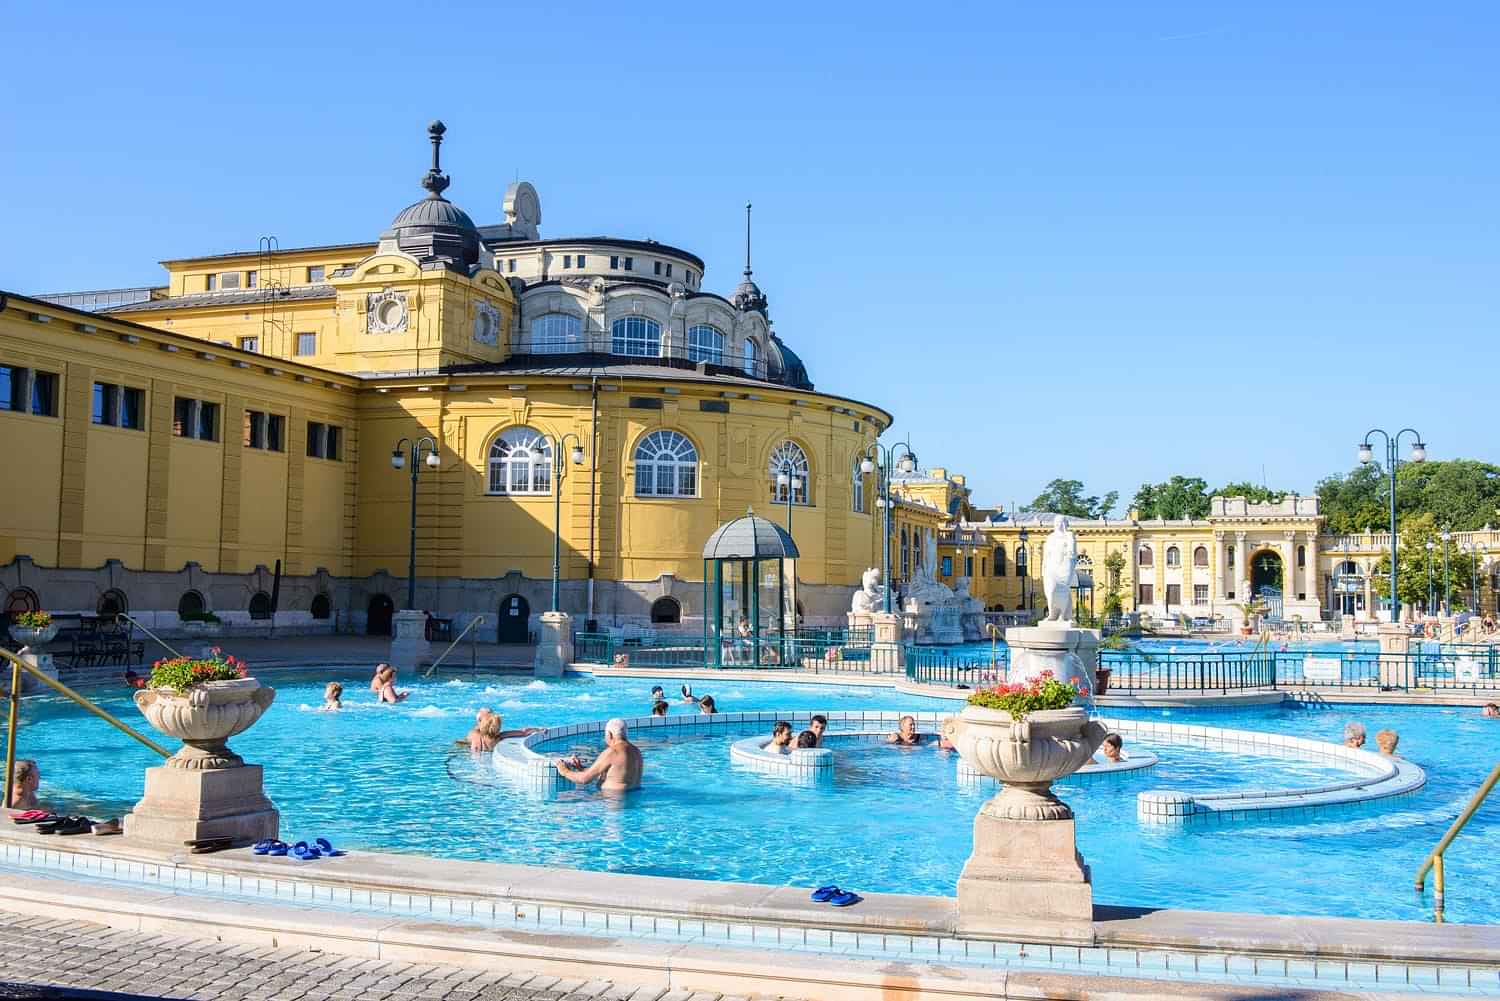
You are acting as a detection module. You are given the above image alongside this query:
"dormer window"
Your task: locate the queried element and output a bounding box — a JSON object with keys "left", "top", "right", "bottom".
{"left": 307, "top": 266, "right": 325, "bottom": 283}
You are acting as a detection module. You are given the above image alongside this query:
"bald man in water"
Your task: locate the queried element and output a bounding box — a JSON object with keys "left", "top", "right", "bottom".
{"left": 555, "top": 718, "right": 643, "bottom": 791}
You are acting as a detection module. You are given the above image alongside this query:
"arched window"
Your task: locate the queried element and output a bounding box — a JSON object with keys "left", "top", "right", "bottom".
{"left": 1193, "top": 545, "right": 1209, "bottom": 567}
{"left": 488, "top": 427, "right": 553, "bottom": 494}
{"left": 900, "top": 527, "right": 911, "bottom": 579}
{"left": 687, "top": 324, "right": 724, "bottom": 365}
{"left": 177, "top": 590, "right": 205, "bottom": 618}
{"left": 634, "top": 430, "right": 698, "bottom": 498}
{"left": 310, "top": 592, "right": 332, "bottom": 620}
{"left": 993, "top": 545, "right": 1006, "bottom": 577}
{"left": 1297, "top": 544, "right": 1307, "bottom": 568}
{"left": 650, "top": 596, "right": 681, "bottom": 624}
{"left": 97, "top": 589, "right": 128, "bottom": 620}
{"left": 4, "top": 588, "right": 39, "bottom": 622}
{"left": 529, "top": 313, "right": 581, "bottom": 353}
{"left": 1166, "top": 546, "right": 1180, "bottom": 567}
{"left": 768, "top": 441, "right": 809, "bottom": 505}
{"left": 851, "top": 457, "right": 865, "bottom": 513}
{"left": 611, "top": 316, "right": 661, "bottom": 357}
{"left": 743, "top": 338, "right": 758, "bottom": 376}
{"left": 1138, "top": 546, "right": 1153, "bottom": 567}
{"left": 249, "top": 591, "right": 273, "bottom": 620}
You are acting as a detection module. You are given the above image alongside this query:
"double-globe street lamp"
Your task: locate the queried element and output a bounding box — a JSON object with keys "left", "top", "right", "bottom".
{"left": 859, "top": 439, "right": 918, "bottom": 614}
{"left": 774, "top": 460, "right": 804, "bottom": 537}
{"left": 391, "top": 437, "right": 441, "bottom": 611}
{"left": 546, "top": 433, "right": 587, "bottom": 614}
{"left": 1460, "top": 541, "right": 1487, "bottom": 615}
{"left": 1359, "top": 428, "right": 1427, "bottom": 622}
{"left": 1441, "top": 530, "right": 1452, "bottom": 617}
{"left": 1426, "top": 540, "right": 1437, "bottom": 615}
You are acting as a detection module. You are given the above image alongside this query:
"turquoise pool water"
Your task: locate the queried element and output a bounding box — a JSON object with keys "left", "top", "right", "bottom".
{"left": 5, "top": 670, "right": 1493, "bottom": 923}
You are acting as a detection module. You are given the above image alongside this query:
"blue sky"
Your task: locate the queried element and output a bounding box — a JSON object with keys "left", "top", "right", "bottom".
{"left": 1, "top": 1, "right": 1493, "bottom": 513}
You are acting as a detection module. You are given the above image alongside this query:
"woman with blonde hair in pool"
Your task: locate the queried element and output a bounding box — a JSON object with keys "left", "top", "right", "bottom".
{"left": 369, "top": 663, "right": 408, "bottom": 704}
{"left": 5, "top": 759, "right": 42, "bottom": 814}
{"left": 469, "top": 712, "right": 543, "bottom": 752}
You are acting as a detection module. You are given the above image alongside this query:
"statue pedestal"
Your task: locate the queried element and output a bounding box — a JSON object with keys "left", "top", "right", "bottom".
{"left": 388, "top": 609, "right": 432, "bottom": 671}
{"left": 533, "top": 611, "right": 573, "bottom": 677}
{"left": 869, "top": 612, "right": 905, "bottom": 671}
{"left": 17, "top": 650, "right": 57, "bottom": 694}
{"left": 124, "top": 764, "right": 279, "bottom": 846}
{"left": 846, "top": 610, "right": 874, "bottom": 633}
{"left": 1377, "top": 623, "right": 1411, "bottom": 689}
{"left": 956, "top": 810, "right": 1095, "bottom": 943}
{"left": 1005, "top": 626, "right": 1100, "bottom": 691}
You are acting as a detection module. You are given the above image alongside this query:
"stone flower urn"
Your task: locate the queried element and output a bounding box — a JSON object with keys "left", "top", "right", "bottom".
{"left": 9, "top": 623, "right": 59, "bottom": 646}
{"left": 134, "top": 677, "right": 276, "bottom": 770}
{"left": 951, "top": 705, "right": 1106, "bottom": 820}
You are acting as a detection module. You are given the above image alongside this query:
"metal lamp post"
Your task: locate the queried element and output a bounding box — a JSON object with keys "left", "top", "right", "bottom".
{"left": 391, "top": 436, "right": 441, "bottom": 610}
{"left": 547, "top": 433, "right": 587, "bottom": 613}
{"left": 861, "top": 439, "right": 917, "bottom": 614}
{"left": 1017, "top": 528, "right": 1030, "bottom": 613}
{"left": 774, "top": 460, "right": 804, "bottom": 536}
{"left": 1441, "top": 530, "right": 1452, "bottom": 617}
{"left": 1426, "top": 540, "right": 1436, "bottom": 615}
{"left": 1461, "top": 542, "right": 1484, "bottom": 614}
{"left": 1358, "top": 429, "right": 1426, "bottom": 622}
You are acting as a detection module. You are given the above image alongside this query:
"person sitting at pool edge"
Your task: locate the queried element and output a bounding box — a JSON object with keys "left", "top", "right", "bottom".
{"left": 768, "top": 720, "right": 793, "bottom": 753}
{"left": 1376, "top": 729, "right": 1400, "bottom": 756}
{"left": 651, "top": 700, "right": 669, "bottom": 717}
{"left": 1090, "top": 732, "right": 1124, "bottom": 765}
{"left": 1483, "top": 703, "right": 1500, "bottom": 719}
{"left": 887, "top": 715, "right": 922, "bottom": 746}
{"left": 795, "top": 730, "right": 818, "bottom": 749}
{"left": 555, "top": 718, "right": 643, "bottom": 791}
{"left": 698, "top": 695, "right": 717, "bottom": 714}
{"left": 1343, "top": 722, "right": 1366, "bottom": 749}
{"left": 809, "top": 715, "right": 828, "bottom": 746}
{"left": 320, "top": 682, "right": 343, "bottom": 712}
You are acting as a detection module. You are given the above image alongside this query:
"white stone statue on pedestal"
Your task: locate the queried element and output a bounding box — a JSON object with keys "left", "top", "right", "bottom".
{"left": 1040, "top": 514, "right": 1079, "bottom": 627}
{"left": 850, "top": 567, "right": 884, "bottom": 614}
{"left": 954, "top": 577, "right": 986, "bottom": 641}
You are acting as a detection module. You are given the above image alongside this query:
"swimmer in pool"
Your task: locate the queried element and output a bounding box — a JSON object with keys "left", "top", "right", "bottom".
{"left": 809, "top": 715, "right": 828, "bottom": 746}
{"left": 555, "top": 718, "right": 643, "bottom": 791}
{"left": 679, "top": 685, "right": 700, "bottom": 704}
{"left": 469, "top": 713, "right": 543, "bottom": 752}
{"left": 795, "top": 730, "right": 818, "bottom": 749}
{"left": 1090, "top": 732, "right": 1124, "bottom": 765}
{"left": 767, "top": 720, "right": 793, "bottom": 753}
{"left": 650, "top": 686, "right": 665, "bottom": 703}
{"left": 651, "top": 699, "right": 669, "bottom": 716}
{"left": 370, "top": 663, "right": 408, "bottom": 704}
{"left": 887, "top": 715, "right": 922, "bottom": 746}
{"left": 319, "top": 682, "right": 343, "bottom": 712}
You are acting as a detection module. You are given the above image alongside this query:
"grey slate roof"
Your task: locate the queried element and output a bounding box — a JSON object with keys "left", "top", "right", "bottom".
{"left": 105, "top": 284, "right": 336, "bottom": 313}
{"left": 702, "top": 511, "right": 800, "bottom": 560}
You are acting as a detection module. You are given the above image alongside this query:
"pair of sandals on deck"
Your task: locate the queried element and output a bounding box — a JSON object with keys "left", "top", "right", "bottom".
{"left": 253, "top": 837, "right": 345, "bottom": 861}
{"left": 810, "top": 884, "right": 863, "bottom": 907}
{"left": 12, "top": 812, "right": 120, "bottom": 836}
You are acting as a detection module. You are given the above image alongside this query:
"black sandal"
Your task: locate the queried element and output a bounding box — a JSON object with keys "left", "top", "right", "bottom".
{"left": 186, "top": 836, "right": 233, "bottom": 854}
{"left": 39, "top": 816, "right": 91, "bottom": 835}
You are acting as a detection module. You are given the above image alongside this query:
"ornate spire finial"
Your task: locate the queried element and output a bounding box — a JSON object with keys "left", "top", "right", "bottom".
{"left": 421, "top": 120, "right": 451, "bottom": 199}
{"left": 744, "top": 201, "right": 753, "bottom": 277}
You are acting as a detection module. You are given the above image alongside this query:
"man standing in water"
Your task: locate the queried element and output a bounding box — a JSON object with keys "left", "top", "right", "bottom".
{"left": 555, "top": 718, "right": 643, "bottom": 791}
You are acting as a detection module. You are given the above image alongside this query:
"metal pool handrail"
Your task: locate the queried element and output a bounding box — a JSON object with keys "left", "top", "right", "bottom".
{"left": 114, "top": 611, "right": 183, "bottom": 660}
{"left": 3, "top": 646, "right": 171, "bottom": 808}
{"left": 423, "top": 615, "right": 486, "bottom": 677}
{"left": 1415, "top": 759, "right": 1500, "bottom": 922}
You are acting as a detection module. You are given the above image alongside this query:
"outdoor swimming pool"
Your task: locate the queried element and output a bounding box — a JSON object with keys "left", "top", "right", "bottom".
{"left": 6, "top": 669, "right": 1495, "bottom": 923}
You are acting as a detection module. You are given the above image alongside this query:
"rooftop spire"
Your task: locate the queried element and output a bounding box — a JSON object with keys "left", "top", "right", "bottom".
{"left": 743, "top": 201, "right": 753, "bottom": 277}
{"left": 421, "top": 120, "right": 451, "bottom": 199}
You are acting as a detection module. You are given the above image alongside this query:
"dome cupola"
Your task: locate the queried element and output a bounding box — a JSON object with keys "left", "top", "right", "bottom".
{"left": 380, "top": 121, "right": 482, "bottom": 271}
{"left": 731, "top": 201, "right": 768, "bottom": 315}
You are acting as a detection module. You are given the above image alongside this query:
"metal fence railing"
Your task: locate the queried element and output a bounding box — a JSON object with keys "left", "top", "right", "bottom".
{"left": 1099, "top": 649, "right": 1277, "bottom": 693}
{"left": 573, "top": 628, "right": 880, "bottom": 672}
{"left": 904, "top": 645, "right": 1006, "bottom": 688}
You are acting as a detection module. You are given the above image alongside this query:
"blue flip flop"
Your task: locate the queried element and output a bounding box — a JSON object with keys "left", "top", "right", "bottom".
{"left": 254, "top": 839, "right": 288, "bottom": 856}
{"left": 290, "top": 841, "right": 321, "bottom": 861}
{"left": 810, "top": 885, "right": 841, "bottom": 902}
{"left": 828, "top": 890, "right": 863, "bottom": 907}
{"left": 314, "top": 837, "right": 346, "bottom": 857}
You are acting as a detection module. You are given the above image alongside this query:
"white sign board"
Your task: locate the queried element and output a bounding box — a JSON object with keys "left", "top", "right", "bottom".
{"left": 1303, "top": 656, "right": 1342, "bottom": 683}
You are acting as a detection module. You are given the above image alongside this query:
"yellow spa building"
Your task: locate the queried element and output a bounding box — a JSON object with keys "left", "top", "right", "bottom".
{"left": 0, "top": 122, "right": 942, "bottom": 640}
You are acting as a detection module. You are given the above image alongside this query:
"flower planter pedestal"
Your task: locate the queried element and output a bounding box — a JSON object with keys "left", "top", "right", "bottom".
{"left": 533, "top": 611, "right": 572, "bottom": 677}
{"left": 124, "top": 678, "right": 279, "bottom": 847}
{"left": 388, "top": 609, "right": 432, "bottom": 671}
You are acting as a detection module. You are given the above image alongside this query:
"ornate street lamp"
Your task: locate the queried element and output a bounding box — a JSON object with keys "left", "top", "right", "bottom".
{"left": 546, "top": 432, "right": 587, "bottom": 613}
{"left": 860, "top": 438, "right": 917, "bottom": 614}
{"left": 1358, "top": 429, "right": 1426, "bottom": 622}
{"left": 1425, "top": 539, "right": 1436, "bottom": 615}
{"left": 391, "top": 437, "right": 441, "bottom": 611}
{"left": 774, "top": 460, "right": 804, "bottom": 536}
{"left": 1441, "top": 530, "right": 1452, "bottom": 617}
{"left": 1017, "top": 527, "right": 1030, "bottom": 613}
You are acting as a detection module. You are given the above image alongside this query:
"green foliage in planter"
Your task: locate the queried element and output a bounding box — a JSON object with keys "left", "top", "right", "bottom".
{"left": 12, "top": 610, "right": 52, "bottom": 629}
{"left": 148, "top": 648, "right": 248, "bottom": 694}
{"left": 966, "top": 671, "right": 1084, "bottom": 720}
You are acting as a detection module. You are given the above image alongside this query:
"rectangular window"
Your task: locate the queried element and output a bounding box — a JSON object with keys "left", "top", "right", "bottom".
{"left": 0, "top": 366, "right": 20, "bottom": 411}
{"left": 246, "top": 270, "right": 258, "bottom": 288}
{"left": 326, "top": 425, "right": 341, "bottom": 461}
{"left": 628, "top": 396, "right": 663, "bottom": 410}
{"left": 1193, "top": 584, "right": 1209, "bottom": 605}
{"left": 665, "top": 263, "right": 672, "bottom": 278}
{"left": 121, "top": 387, "right": 144, "bottom": 430}
{"left": 699, "top": 400, "right": 729, "bottom": 413}
{"left": 623, "top": 257, "right": 633, "bottom": 271}
{"left": 307, "top": 421, "right": 324, "bottom": 458}
{"left": 92, "top": 383, "right": 118, "bottom": 425}
{"left": 267, "top": 413, "right": 284, "bottom": 452}
{"left": 295, "top": 332, "right": 316, "bottom": 356}
{"left": 219, "top": 271, "right": 241, "bottom": 290}
{"left": 1165, "top": 584, "right": 1182, "bottom": 607}
{"left": 205, "top": 274, "right": 217, "bottom": 291}
{"left": 30, "top": 371, "right": 57, "bottom": 416}
{"left": 173, "top": 397, "right": 192, "bottom": 437}
{"left": 653, "top": 261, "right": 662, "bottom": 275}
{"left": 174, "top": 398, "right": 217, "bottom": 440}
{"left": 1138, "top": 583, "right": 1154, "bottom": 605}
{"left": 610, "top": 255, "right": 619, "bottom": 270}
{"left": 941, "top": 556, "right": 954, "bottom": 577}
{"left": 507, "top": 259, "right": 516, "bottom": 273}
{"left": 576, "top": 254, "right": 586, "bottom": 268}
{"left": 307, "top": 266, "right": 325, "bottom": 283}
{"left": 965, "top": 556, "right": 974, "bottom": 577}
{"left": 197, "top": 401, "right": 218, "bottom": 441}
{"left": 245, "top": 410, "right": 264, "bottom": 449}
{"left": 563, "top": 255, "right": 572, "bottom": 269}
{"left": 239, "top": 336, "right": 259, "bottom": 353}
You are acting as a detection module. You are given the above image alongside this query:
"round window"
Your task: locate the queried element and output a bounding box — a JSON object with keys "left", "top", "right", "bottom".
{"left": 377, "top": 299, "right": 403, "bottom": 328}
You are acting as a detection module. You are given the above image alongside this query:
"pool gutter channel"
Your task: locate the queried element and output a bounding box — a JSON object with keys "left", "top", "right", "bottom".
{"left": 4, "top": 825, "right": 1499, "bottom": 974}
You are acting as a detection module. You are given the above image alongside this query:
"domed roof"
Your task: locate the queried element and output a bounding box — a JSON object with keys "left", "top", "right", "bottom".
{"left": 702, "top": 509, "right": 800, "bottom": 560}
{"left": 767, "top": 334, "right": 812, "bottom": 390}
{"left": 731, "top": 274, "right": 767, "bottom": 315}
{"left": 379, "top": 121, "right": 482, "bottom": 271}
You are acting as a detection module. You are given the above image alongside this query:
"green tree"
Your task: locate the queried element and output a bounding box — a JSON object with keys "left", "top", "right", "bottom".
{"left": 1210, "top": 481, "right": 1287, "bottom": 505}
{"left": 1026, "top": 479, "right": 1117, "bottom": 519}
{"left": 1395, "top": 459, "right": 1500, "bottom": 532}
{"left": 1371, "top": 512, "right": 1479, "bottom": 611}
{"left": 1101, "top": 550, "right": 1126, "bottom": 620}
{"left": 1316, "top": 463, "right": 1388, "bottom": 535}
{"left": 1130, "top": 476, "right": 1210, "bottom": 520}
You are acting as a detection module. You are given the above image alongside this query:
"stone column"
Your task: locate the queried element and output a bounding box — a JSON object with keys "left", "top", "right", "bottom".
{"left": 533, "top": 610, "right": 573, "bottom": 677}
{"left": 1283, "top": 532, "right": 1298, "bottom": 601}
{"left": 1377, "top": 622, "right": 1410, "bottom": 689}
{"left": 1153, "top": 542, "right": 1166, "bottom": 612}
{"left": 1235, "top": 532, "right": 1249, "bottom": 601}
{"left": 1305, "top": 533, "right": 1319, "bottom": 607}
{"left": 388, "top": 609, "right": 432, "bottom": 671}
{"left": 870, "top": 611, "right": 905, "bottom": 672}
{"left": 1213, "top": 533, "right": 1226, "bottom": 604}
